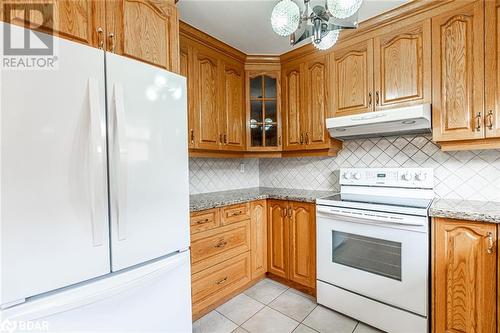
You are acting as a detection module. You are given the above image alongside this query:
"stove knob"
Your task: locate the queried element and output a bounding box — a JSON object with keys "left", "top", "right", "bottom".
{"left": 416, "top": 172, "right": 427, "bottom": 181}
{"left": 403, "top": 172, "right": 413, "bottom": 181}
{"left": 353, "top": 172, "right": 361, "bottom": 180}
{"left": 343, "top": 172, "right": 352, "bottom": 180}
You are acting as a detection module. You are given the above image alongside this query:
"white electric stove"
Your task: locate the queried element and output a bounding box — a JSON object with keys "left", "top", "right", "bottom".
{"left": 316, "top": 168, "right": 434, "bottom": 333}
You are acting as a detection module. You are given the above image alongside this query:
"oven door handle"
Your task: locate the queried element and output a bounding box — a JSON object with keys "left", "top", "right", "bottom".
{"left": 317, "top": 206, "right": 425, "bottom": 227}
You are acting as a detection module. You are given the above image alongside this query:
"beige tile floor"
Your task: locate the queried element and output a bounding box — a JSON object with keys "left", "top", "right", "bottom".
{"left": 192, "top": 279, "right": 385, "bottom": 333}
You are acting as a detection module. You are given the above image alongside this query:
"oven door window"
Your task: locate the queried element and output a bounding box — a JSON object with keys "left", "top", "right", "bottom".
{"left": 332, "top": 231, "right": 402, "bottom": 281}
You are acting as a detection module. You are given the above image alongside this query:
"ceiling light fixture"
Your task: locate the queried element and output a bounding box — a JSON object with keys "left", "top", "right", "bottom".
{"left": 271, "top": 0, "right": 362, "bottom": 51}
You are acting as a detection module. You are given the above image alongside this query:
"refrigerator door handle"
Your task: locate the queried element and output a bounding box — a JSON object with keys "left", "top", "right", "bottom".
{"left": 113, "top": 83, "right": 128, "bottom": 241}
{"left": 88, "top": 78, "right": 105, "bottom": 247}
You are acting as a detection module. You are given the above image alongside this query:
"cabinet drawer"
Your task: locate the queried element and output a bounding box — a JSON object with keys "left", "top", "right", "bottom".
{"left": 221, "top": 203, "right": 250, "bottom": 225}
{"left": 192, "top": 252, "right": 251, "bottom": 315}
{"left": 191, "top": 220, "right": 251, "bottom": 273}
{"left": 190, "top": 209, "right": 219, "bottom": 234}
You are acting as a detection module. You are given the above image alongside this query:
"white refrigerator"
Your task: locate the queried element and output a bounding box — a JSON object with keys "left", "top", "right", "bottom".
{"left": 0, "top": 23, "right": 192, "bottom": 332}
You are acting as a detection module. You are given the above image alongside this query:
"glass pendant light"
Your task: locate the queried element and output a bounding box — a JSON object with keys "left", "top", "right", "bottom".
{"left": 312, "top": 29, "right": 340, "bottom": 50}
{"left": 271, "top": 0, "right": 301, "bottom": 36}
{"left": 327, "top": 0, "right": 363, "bottom": 19}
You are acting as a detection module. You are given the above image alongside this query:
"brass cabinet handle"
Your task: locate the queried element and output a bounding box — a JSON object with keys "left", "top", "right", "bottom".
{"left": 97, "top": 27, "right": 104, "bottom": 49}
{"left": 214, "top": 239, "right": 227, "bottom": 248}
{"left": 278, "top": 135, "right": 281, "bottom": 146}
{"left": 487, "top": 232, "right": 494, "bottom": 254}
{"left": 190, "top": 129, "right": 194, "bottom": 144}
{"left": 195, "top": 218, "right": 209, "bottom": 225}
{"left": 219, "top": 133, "right": 223, "bottom": 144}
{"left": 215, "top": 277, "right": 228, "bottom": 285}
{"left": 475, "top": 112, "right": 482, "bottom": 132}
{"left": 108, "top": 33, "right": 116, "bottom": 52}
{"left": 300, "top": 133, "right": 304, "bottom": 144}
{"left": 305, "top": 132, "right": 310, "bottom": 144}
{"left": 224, "top": 133, "right": 227, "bottom": 144}
{"left": 376, "top": 91, "right": 380, "bottom": 105}
{"left": 230, "top": 210, "right": 243, "bottom": 217}
{"left": 368, "top": 92, "right": 372, "bottom": 107}
{"left": 281, "top": 208, "right": 287, "bottom": 218}
{"left": 487, "top": 110, "right": 494, "bottom": 130}
{"left": 288, "top": 207, "right": 292, "bottom": 218}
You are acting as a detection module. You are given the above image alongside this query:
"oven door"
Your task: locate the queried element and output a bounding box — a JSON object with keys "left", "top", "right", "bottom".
{"left": 316, "top": 205, "right": 429, "bottom": 316}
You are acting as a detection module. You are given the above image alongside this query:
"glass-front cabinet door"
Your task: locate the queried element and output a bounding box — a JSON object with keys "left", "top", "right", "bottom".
{"left": 247, "top": 72, "right": 281, "bottom": 151}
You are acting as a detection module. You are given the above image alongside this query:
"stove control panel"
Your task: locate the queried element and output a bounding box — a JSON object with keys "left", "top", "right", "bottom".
{"left": 340, "top": 168, "right": 434, "bottom": 188}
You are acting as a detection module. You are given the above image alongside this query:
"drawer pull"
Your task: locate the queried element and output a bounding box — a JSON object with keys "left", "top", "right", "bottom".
{"left": 230, "top": 211, "right": 243, "bottom": 217}
{"left": 487, "top": 232, "right": 494, "bottom": 254}
{"left": 215, "top": 277, "right": 228, "bottom": 285}
{"left": 195, "top": 218, "right": 210, "bottom": 224}
{"left": 214, "top": 239, "right": 228, "bottom": 248}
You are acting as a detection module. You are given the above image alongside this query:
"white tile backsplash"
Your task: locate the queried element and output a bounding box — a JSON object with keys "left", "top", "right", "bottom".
{"left": 189, "top": 134, "right": 500, "bottom": 201}
{"left": 189, "top": 158, "right": 259, "bottom": 194}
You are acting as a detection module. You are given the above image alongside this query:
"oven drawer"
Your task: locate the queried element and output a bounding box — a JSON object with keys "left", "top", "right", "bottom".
{"left": 316, "top": 207, "right": 429, "bottom": 316}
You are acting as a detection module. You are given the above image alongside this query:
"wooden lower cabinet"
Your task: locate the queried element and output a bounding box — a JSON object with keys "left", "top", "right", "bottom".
{"left": 190, "top": 201, "right": 267, "bottom": 320}
{"left": 432, "top": 217, "right": 497, "bottom": 333}
{"left": 267, "top": 200, "right": 316, "bottom": 293}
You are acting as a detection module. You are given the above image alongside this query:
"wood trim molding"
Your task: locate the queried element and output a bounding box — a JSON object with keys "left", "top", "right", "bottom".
{"left": 180, "top": 21, "right": 246, "bottom": 63}
{"left": 436, "top": 137, "right": 500, "bottom": 152}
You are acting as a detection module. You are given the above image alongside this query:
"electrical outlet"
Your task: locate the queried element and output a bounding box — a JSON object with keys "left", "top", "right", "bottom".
{"left": 240, "top": 163, "right": 245, "bottom": 173}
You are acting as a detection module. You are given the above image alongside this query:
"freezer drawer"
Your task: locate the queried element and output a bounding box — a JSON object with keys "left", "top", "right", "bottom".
{"left": 1, "top": 251, "right": 192, "bottom": 333}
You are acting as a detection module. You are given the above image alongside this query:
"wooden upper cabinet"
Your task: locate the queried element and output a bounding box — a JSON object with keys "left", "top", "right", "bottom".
{"left": 304, "top": 55, "right": 330, "bottom": 149}
{"left": 193, "top": 47, "right": 221, "bottom": 150}
{"left": 374, "top": 19, "right": 431, "bottom": 110}
{"left": 432, "top": 1, "right": 485, "bottom": 142}
{"left": 105, "top": 0, "right": 179, "bottom": 72}
{"left": 222, "top": 62, "right": 245, "bottom": 151}
{"left": 1, "top": 0, "right": 105, "bottom": 48}
{"left": 332, "top": 39, "right": 374, "bottom": 117}
{"left": 267, "top": 200, "right": 288, "bottom": 279}
{"left": 250, "top": 200, "right": 267, "bottom": 279}
{"left": 283, "top": 64, "right": 306, "bottom": 150}
{"left": 485, "top": 0, "right": 500, "bottom": 139}
{"left": 288, "top": 202, "right": 316, "bottom": 288}
{"left": 433, "top": 218, "right": 496, "bottom": 333}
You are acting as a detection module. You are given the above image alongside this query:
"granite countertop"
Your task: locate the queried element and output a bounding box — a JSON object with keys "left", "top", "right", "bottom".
{"left": 190, "top": 187, "right": 336, "bottom": 212}
{"left": 429, "top": 198, "right": 500, "bottom": 224}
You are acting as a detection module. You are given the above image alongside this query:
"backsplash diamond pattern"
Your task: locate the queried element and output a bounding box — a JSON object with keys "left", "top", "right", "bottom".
{"left": 189, "top": 158, "right": 259, "bottom": 194}
{"left": 260, "top": 135, "right": 500, "bottom": 202}
{"left": 189, "top": 135, "right": 500, "bottom": 202}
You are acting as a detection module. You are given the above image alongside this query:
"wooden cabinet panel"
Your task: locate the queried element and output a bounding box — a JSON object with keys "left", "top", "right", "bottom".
{"left": 222, "top": 62, "right": 245, "bottom": 150}
{"left": 332, "top": 39, "right": 374, "bottom": 117}
{"left": 433, "top": 218, "right": 496, "bottom": 333}
{"left": 374, "top": 19, "right": 431, "bottom": 110}
{"left": 288, "top": 202, "right": 315, "bottom": 288}
{"left": 190, "top": 208, "right": 219, "bottom": 234}
{"left": 191, "top": 220, "right": 250, "bottom": 274}
{"left": 220, "top": 202, "right": 250, "bottom": 225}
{"left": 193, "top": 47, "right": 221, "bottom": 150}
{"left": 485, "top": 0, "right": 500, "bottom": 138}
{"left": 305, "top": 56, "right": 330, "bottom": 149}
{"left": 106, "top": 0, "right": 179, "bottom": 72}
{"left": 267, "top": 200, "right": 288, "bottom": 278}
{"left": 180, "top": 44, "right": 196, "bottom": 149}
{"left": 432, "top": 1, "right": 485, "bottom": 142}
{"left": 192, "top": 252, "right": 251, "bottom": 317}
{"left": 250, "top": 200, "right": 267, "bottom": 279}
{"left": 1, "top": 0, "right": 105, "bottom": 48}
{"left": 283, "top": 65, "right": 306, "bottom": 151}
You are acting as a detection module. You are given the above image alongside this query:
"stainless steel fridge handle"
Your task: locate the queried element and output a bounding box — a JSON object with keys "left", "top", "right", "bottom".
{"left": 88, "top": 78, "right": 104, "bottom": 246}
{"left": 113, "top": 83, "right": 128, "bottom": 241}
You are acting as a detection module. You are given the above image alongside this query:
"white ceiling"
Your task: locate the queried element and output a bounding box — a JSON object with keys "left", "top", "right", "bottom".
{"left": 178, "top": 0, "right": 411, "bottom": 55}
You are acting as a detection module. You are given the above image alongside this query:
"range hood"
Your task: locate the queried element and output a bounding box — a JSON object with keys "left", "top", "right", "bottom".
{"left": 326, "top": 104, "right": 432, "bottom": 140}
